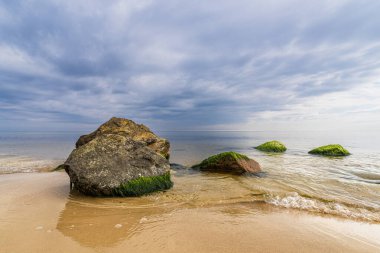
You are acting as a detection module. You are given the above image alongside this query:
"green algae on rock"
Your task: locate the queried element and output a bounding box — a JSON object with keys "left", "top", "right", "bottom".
{"left": 308, "top": 144, "right": 350, "bottom": 157}
{"left": 255, "top": 141, "right": 287, "bottom": 153}
{"left": 192, "top": 151, "right": 261, "bottom": 174}
{"left": 113, "top": 172, "right": 173, "bottom": 197}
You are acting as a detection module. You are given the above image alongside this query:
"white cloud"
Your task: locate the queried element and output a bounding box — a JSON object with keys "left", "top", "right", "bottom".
{"left": 0, "top": 0, "right": 379, "bottom": 131}
{"left": 0, "top": 44, "right": 54, "bottom": 76}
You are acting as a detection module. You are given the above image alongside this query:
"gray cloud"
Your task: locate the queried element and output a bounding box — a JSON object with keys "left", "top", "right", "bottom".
{"left": 0, "top": 0, "right": 380, "bottom": 131}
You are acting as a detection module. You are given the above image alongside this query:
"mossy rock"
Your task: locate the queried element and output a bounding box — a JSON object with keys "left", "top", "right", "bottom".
{"left": 192, "top": 151, "right": 261, "bottom": 174}
{"left": 198, "top": 152, "right": 250, "bottom": 166}
{"left": 255, "top": 141, "right": 287, "bottom": 153}
{"left": 308, "top": 144, "right": 350, "bottom": 157}
{"left": 113, "top": 172, "right": 173, "bottom": 197}
{"left": 64, "top": 134, "right": 171, "bottom": 196}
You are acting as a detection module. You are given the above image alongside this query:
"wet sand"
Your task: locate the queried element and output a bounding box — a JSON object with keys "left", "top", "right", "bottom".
{"left": 1, "top": 172, "right": 380, "bottom": 253}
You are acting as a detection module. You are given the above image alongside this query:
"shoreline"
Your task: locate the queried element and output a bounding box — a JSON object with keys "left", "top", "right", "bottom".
{"left": 1, "top": 172, "right": 380, "bottom": 253}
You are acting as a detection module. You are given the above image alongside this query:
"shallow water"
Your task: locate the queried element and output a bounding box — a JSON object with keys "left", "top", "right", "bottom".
{"left": 0, "top": 131, "right": 77, "bottom": 173}
{"left": 1, "top": 172, "right": 380, "bottom": 253}
{"left": 0, "top": 130, "right": 379, "bottom": 222}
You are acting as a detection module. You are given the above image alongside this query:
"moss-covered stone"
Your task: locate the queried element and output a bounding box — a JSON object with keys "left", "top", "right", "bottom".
{"left": 308, "top": 144, "right": 350, "bottom": 157}
{"left": 196, "top": 152, "right": 249, "bottom": 167}
{"left": 255, "top": 141, "right": 287, "bottom": 153}
{"left": 192, "top": 151, "right": 261, "bottom": 174}
{"left": 113, "top": 172, "right": 173, "bottom": 197}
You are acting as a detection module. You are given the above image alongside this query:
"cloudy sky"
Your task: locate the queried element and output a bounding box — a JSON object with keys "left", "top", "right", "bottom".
{"left": 1, "top": 0, "right": 380, "bottom": 131}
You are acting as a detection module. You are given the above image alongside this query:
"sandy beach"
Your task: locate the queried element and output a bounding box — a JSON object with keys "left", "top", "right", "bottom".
{"left": 1, "top": 171, "right": 379, "bottom": 253}
{"left": 1, "top": 0, "right": 380, "bottom": 252}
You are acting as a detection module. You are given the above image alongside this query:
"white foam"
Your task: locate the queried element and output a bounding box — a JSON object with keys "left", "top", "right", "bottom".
{"left": 265, "top": 192, "right": 380, "bottom": 222}
{"left": 114, "top": 224, "right": 123, "bottom": 228}
{"left": 0, "top": 155, "right": 60, "bottom": 174}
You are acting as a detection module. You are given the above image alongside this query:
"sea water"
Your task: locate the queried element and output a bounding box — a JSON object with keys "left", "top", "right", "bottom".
{"left": 0, "top": 130, "right": 379, "bottom": 222}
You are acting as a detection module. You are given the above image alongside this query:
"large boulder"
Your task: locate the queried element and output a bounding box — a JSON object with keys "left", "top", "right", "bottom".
{"left": 255, "top": 140, "right": 287, "bottom": 153}
{"left": 76, "top": 117, "right": 170, "bottom": 159}
{"left": 308, "top": 144, "right": 350, "bottom": 157}
{"left": 192, "top": 151, "right": 261, "bottom": 174}
{"left": 63, "top": 118, "right": 173, "bottom": 197}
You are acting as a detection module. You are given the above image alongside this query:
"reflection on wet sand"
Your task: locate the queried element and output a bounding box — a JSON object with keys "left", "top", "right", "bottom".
{"left": 1, "top": 173, "right": 380, "bottom": 253}
{"left": 57, "top": 191, "right": 173, "bottom": 248}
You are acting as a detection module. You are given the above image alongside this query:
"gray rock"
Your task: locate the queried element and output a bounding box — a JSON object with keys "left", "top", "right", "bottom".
{"left": 75, "top": 117, "right": 170, "bottom": 159}
{"left": 64, "top": 127, "right": 172, "bottom": 196}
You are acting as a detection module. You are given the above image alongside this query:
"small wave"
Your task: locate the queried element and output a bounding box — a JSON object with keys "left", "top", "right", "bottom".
{"left": 264, "top": 192, "right": 380, "bottom": 222}
{"left": 352, "top": 172, "right": 380, "bottom": 184}
{"left": 0, "top": 154, "right": 61, "bottom": 174}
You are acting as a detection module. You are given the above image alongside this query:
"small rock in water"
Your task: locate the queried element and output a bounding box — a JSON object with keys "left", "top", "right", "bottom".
{"left": 192, "top": 151, "right": 261, "bottom": 174}
{"left": 308, "top": 144, "right": 350, "bottom": 157}
{"left": 255, "top": 140, "right": 287, "bottom": 153}
{"left": 35, "top": 226, "right": 43, "bottom": 230}
{"left": 114, "top": 224, "right": 123, "bottom": 228}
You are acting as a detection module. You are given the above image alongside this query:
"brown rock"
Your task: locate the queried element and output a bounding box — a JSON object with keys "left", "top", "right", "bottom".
{"left": 65, "top": 134, "right": 172, "bottom": 196}
{"left": 192, "top": 151, "right": 261, "bottom": 174}
{"left": 62, "top": 117, "right": 173, "bottom": 197}
{"left": 76, "top": 117, "right": 170, "bottom": 158}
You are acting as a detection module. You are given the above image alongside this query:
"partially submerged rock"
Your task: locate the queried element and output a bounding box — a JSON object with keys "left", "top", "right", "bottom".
{"left": 192, "top": 151, "right": 261, "bottom": 174}
{"left": 308, "top": 144, "right": 350, "bottom": 157}
{"left": 255, "top": 141, "right": 287, "bottom": 153}
{"left": 53, "top": 164, "right": 67, "bottom": 171}
{"left": 63, "top": 118, "right": 173, "bottom": 197}
{"left": 76, "top": 117, "right": 170, "bottom": 159}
